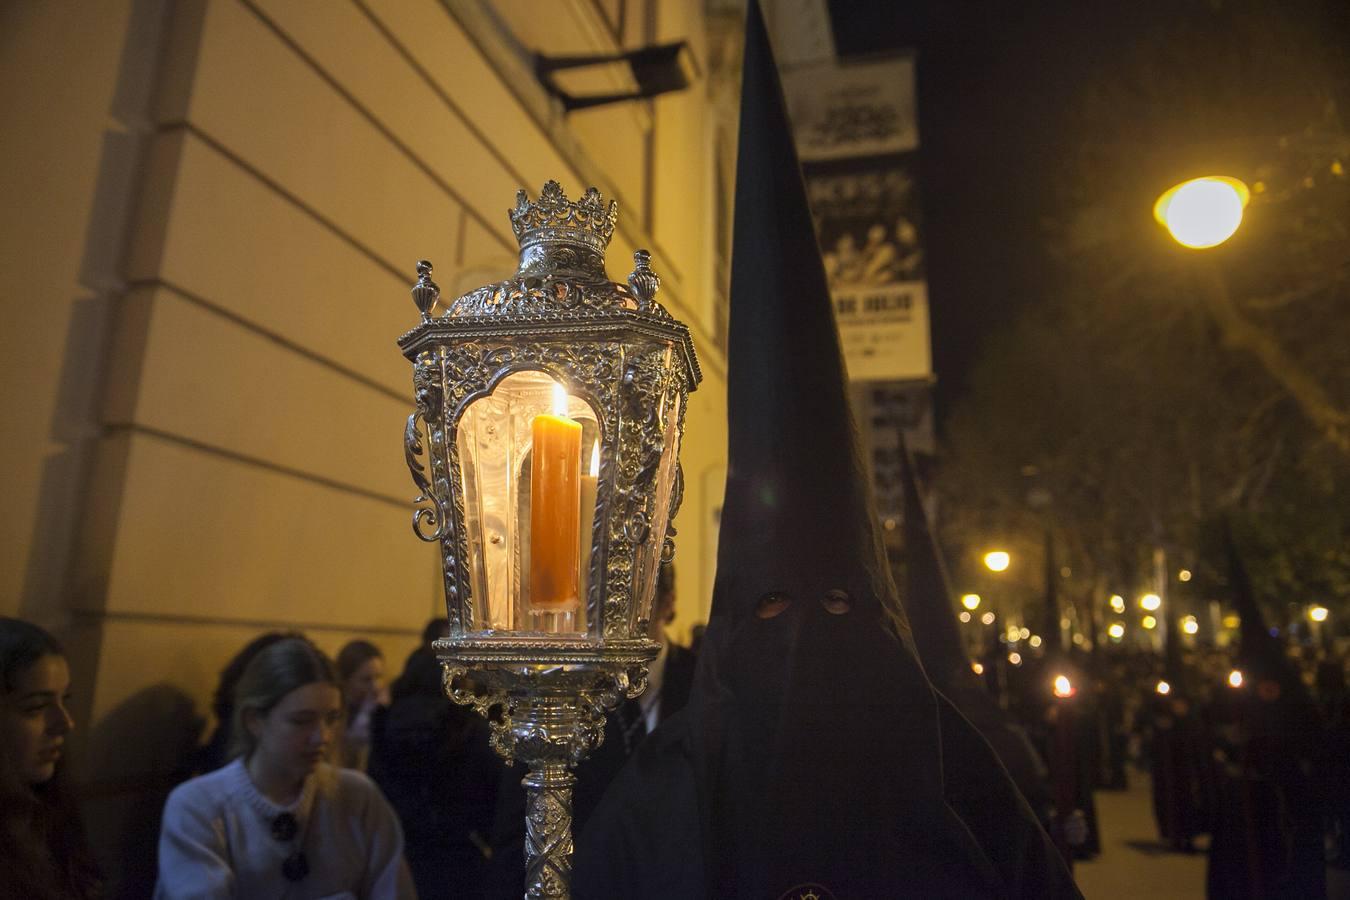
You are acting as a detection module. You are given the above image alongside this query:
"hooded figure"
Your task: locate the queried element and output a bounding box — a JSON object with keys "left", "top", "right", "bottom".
{"left": 574, "top": 4, "right": 1079, "bottom": 897}
{"left": 895, "top": 438, "right": 1055, "bottom": 826}
{"left": 1148, "top": 597, "right": 1209, "bottom": 852}
{"left": 1205, "top": 527, "right": 1325, "bottom": 900}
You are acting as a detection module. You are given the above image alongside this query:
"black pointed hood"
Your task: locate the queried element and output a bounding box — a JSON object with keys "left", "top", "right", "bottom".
{"left": 896, "top": 437, "right": 1058, "bottom": 819}
{"left": 710, "top": 7, "right": 895, "bottom": 634}
{"left": 898, "top": 438, "right": 967, "bottom": 683}
{"left": 1223, "top": 524, "right": 1298, "bottom": 690}
{"left": 1040, "top": 530, "right": 1064, "bottom": 656}
{"left": 680, "top": 4, "right": 1080, "bottom": 896}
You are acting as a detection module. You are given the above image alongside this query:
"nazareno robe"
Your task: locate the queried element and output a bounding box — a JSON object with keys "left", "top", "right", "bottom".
{"left": 574, "top": 2, "right": 1080, "bottom": 896}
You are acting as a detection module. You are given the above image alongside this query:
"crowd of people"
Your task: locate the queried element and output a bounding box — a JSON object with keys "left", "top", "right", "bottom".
{"left": 974, "top": 625, "right": 1350, "bottom": 898}
{"left": 0, "top": 565, "right": 688, "bottom": 899}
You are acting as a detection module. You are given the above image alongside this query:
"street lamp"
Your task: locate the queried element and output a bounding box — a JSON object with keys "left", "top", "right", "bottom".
{"left": 1107, "top": 622, "right": 1125, "bottom": 640}
{"left": 399, "top": 181, "right": 701, "bottom": 897}
{"left": 1153, "top": 176, "right": 1250, "bottom": 249}
{"left": 1310, "top": 605, "right": 1329, "bottom": 623}
{"left": 961, "top": 593, "right": 982, "bottom": 611}
{"left": 983, "top": 550, "right": 1011, "bottom": 572}
{"left": 1140, "top": 593, "right": 1162, "bottom": 612}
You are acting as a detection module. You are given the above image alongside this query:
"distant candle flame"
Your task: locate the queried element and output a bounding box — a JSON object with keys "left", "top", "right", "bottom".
{"left": 1156, "top": 680, "right": 1171, "bottom": 695}
{"left": 1053, "top": 674, "right": 1074, "bottom": 698}
{"left": 589, "top": 442, "right": 600, "bottom": 477}
{"left": 552, "top": 382, "right": 568, "bottom": 417}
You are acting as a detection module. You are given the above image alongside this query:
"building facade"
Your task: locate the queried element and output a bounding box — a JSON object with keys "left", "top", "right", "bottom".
{"left": 2, "top": 0, "right": 732, "bottom": 888}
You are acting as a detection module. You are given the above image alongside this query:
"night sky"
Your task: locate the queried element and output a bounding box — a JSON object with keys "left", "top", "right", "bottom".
{"left": 826, "top": 0, "right": 1350, "bottom": 425}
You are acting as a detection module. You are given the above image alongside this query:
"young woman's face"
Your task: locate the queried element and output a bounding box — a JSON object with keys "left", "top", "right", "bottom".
{"left": 1, "top": 654, "right": 74, "bottom": 785}
{"left": 344, "top": 657, "right": 384, "bottom": 706}
{"left": 250, "top": 682, "right": 342, "bottom": 781}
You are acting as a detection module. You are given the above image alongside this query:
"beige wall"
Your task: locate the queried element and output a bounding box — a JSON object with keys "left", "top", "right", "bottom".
{"left": 2, "top": 0, "right": 728, "bottom": 890}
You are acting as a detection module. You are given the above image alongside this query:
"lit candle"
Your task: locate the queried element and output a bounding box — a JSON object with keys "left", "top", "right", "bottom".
{"left": 530, "top": 384, "right": 582, "bottom": 610}
{"left": 578, "top": 442, "right": 600, "bottom": 604}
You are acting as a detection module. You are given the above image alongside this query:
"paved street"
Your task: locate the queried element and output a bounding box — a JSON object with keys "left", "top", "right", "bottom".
{"left": 1074, "top": 771, "right": 1207, "bottom": 900}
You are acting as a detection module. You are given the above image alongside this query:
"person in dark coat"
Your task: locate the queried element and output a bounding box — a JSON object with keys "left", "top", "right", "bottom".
{"left": 1149, "top": 612, "right": 1209, "bottom": 852}
{"left": 367, "top": 644, "right": 501, "bottom": 900}
{"left": 572, "top": 5, "right": 1080, "bottom": 896}
{"left": 1205, "top": 527, "right": 1327, "bottom": 900}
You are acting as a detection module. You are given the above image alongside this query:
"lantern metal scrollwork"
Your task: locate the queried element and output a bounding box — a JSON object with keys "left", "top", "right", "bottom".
{"left": 397, "top": 181, "right": 701, "bottom": 899}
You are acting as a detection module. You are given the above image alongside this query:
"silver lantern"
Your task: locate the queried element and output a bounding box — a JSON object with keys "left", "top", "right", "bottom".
{"left": 398, "top": 181, "right": 701, "bottom": 899}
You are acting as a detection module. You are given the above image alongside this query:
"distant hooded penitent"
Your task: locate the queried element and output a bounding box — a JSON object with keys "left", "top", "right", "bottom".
{"left": 574, "top": 2, "right": 1080, "bottom": 897}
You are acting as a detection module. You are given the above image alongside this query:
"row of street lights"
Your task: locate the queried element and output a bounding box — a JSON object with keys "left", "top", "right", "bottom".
{"left": 959, "top": 544, "right": 1331, "bottom": 644}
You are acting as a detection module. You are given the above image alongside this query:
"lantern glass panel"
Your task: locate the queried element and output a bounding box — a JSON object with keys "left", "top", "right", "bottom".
{"left": 630, "top": 389, "right": 682, "bottom": 632}
{"left": 458, "top": 370, "right": 600, "bottom": 638}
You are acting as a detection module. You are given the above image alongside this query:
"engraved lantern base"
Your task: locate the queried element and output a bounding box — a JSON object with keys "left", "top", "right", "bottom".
{"left": 440, "top": 640, "right": 658, "bottom": 900}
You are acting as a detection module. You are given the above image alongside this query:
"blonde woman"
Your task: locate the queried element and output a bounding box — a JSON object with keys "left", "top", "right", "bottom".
{"left": 155, "top": 638, "right": 415, "bottom": 899}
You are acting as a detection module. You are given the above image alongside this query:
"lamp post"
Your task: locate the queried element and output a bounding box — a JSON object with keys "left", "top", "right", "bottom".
{"left": 398, "top": 181, "right": 701, "bottom": 899}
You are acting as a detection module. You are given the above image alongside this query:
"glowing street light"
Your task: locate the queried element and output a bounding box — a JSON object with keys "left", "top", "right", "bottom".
{"left": 961, "top": 593, "right": 982, "bottom": 611}
{"left": 1140, "top": 593, "right": 1162, "bottom": 612}
{"left": 1141, "top": 615, "right": 1158, "bottom": 630}
{"left": 1154, "top": 176, "right": 1250, "bottom": 249}
{"left": 1008, "top": 652, "right": 1023, "bottom": 666}
{"left": 1029, "top": 635, "right": 1043, "bottom": 648}
{"left": 980, "top": 611, "right": 996, "bottom": 626}
{"left": 1107, "top": 622, "right": 1125, "bottom": 640}
{"left": 983, "top": 550, "right": 1011, "bottom": 572}
{"left": 1109, "top": 594, "right": 1126, "bottom": 614}
{"left": 1156, "top": 680, "right": 1171, "bottom": 696}
{"left": 1178, "top": 569, "right": 1192, "bottom": 582}
{"left": 1181, "top": 616, "right": 1199, "bottom": 635}
{"left": 1227, "top": 669, "right": 1244, "bottom": 689}
{"left": 971, "top": 662, "right": 985, "bottom": 675}
{"left": 958, "top": 611, "right": 972, "bottom": 623}
{"left": 1052, "top": 674, "right": 1075, "bottom": 698}
{"left": 1310, "top": 605, "right": 1329, "bottom": 623}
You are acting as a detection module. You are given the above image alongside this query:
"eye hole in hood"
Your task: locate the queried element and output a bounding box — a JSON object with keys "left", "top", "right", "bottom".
{"left": 755, "top": 591, "right": 793, "bottom": 619}
{"left": 821, "top": 589, "right": 852, "bottom": 615}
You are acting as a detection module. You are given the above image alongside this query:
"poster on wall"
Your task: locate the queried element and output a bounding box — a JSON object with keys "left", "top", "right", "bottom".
{"left": 782, "top": 54, "right": 932, "bottom": 383}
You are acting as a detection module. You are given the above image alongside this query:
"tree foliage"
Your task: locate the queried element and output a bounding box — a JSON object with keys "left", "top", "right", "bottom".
{"left": 935, "top": 0, "right": 1350, "bottom": 626}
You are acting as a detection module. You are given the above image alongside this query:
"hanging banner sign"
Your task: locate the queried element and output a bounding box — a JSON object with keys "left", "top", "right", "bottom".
{"left": 782, "top": 54, "right": 932, "bottom": 382}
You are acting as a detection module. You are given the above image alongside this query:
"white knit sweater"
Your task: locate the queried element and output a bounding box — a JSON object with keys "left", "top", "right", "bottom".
{"left": 154, "top": 759, "right": 416, "bottom": 900}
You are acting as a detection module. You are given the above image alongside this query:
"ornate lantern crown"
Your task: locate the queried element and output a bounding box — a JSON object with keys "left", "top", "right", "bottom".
{"left": 509, "top": 180, "right": 618, "bottom": 253}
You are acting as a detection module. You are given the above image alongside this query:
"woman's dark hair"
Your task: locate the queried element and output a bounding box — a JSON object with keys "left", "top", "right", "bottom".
{"left": 230, "top": 638, "right": 339, "bottom": 760}
{"left": 0, "top": 617, "right": 102, "bottom": 900}
{"left": 1, "top": 617, "right": 64, "bottom": 693}
{"left": 336, "top": 639, "right": 383, "bottom": 682}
